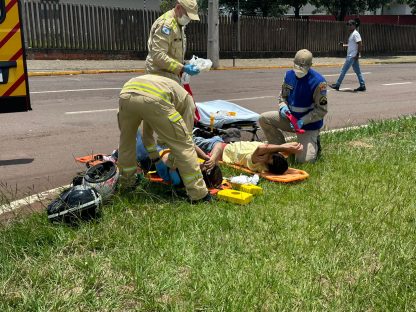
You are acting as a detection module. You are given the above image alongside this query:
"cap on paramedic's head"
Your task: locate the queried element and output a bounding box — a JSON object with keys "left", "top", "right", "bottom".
{"left": 178, "top": 0, "right": 200, "bottom": 21}
{"left": 293, "top": 49, "right": 313, "bottom": 76}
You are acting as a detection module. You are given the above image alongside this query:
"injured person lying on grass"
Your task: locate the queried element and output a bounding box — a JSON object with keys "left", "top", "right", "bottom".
{"left": 136, "top": 129, "right": 302, "bottom": 177}
{"left": 192, "top": 136, "right": 303, "bottom": 175}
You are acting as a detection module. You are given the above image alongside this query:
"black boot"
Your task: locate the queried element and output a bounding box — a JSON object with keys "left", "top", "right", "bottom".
{"left": 329, "top": 84, "right": 339, "bottom": 91}
{"left": 354, "top": 85, "right": 366, "bottom": 92}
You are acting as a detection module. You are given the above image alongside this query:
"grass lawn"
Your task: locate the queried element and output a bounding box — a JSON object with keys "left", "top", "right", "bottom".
{"left": 1, "top": 117, "right": 415, "bottom": 311}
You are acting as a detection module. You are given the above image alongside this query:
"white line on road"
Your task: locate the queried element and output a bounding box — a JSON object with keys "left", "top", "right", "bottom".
{"left": 382, "top": 82, "right": 412, "bottom": 86}
{"left": 65, "top": 95, "right": 276, "bottom": 114}
{"left": 65, "top": 108, "right": 118, "bottom": 115}
{"left": 0, "top": 185, "right": 70, "bottom": 216}
{"left": 31, "top": 87, "right": 121, "bottom": 94}
{"left": 324, "top": 72, "right": 371, "bottom": 77}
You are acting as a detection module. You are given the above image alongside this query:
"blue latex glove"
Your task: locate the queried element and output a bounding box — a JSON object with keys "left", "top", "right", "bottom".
{"left": 155, "top": 160, "right": 170, "bottom": 182}
{"left": 279, "top": 105, "right": 290, "bottom": 119}
{"left": 297, "top": 119, "right": 304, "bottom": 129}
{"left": 169, "top": 170, "right": 182, "bottom": 186}
{"left": 183, "top": 64, "right": 200, "bottom": 76}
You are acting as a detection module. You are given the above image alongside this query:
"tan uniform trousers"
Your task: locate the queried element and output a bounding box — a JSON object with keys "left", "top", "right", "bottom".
{"left": 117, "top": 93, "right": 208, "bottom": 201}
{"left": 259, "top": 111, "right": 320, "bottom": 163}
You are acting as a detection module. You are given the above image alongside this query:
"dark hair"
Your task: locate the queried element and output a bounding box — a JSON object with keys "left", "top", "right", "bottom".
{"left": 202, "top": 165, "right": 223, "bottom": 189}
{"left": 347, "top": 19, "right": 356, "bottom": 26}
{"left": 268, "top": 153, "right": 288, "bottom": 175}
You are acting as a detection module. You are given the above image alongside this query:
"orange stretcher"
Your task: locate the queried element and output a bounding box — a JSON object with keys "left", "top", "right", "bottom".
{"left": 75, "top": 154, "right": 109, "bottom": 167}
{"left": 221, "top": 163, "right": 309, "bottom": 183}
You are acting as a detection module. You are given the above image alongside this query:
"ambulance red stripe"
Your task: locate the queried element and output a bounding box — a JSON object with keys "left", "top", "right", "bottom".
{"left": 9, "top": 48, "right": 23, "bottom": 61}
{"left": 6, "top": 0, "right": 18, "bottom": 12}
{"left": 3, "top": 74, "right": 25, "bottom": 97}
{"left": 0, "top": 22, "right": 20, "bottom": 49}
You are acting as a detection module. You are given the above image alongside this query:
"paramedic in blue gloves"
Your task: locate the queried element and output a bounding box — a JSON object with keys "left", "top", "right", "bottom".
{"left": 259, "top": 49, "right": 328, "bottom": 163}
{"left": 145, "top": 0, "right": 200, "bottom": 84}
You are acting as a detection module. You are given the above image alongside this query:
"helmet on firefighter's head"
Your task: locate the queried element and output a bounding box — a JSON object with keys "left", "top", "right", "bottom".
{"left": 83, "top": 161, "right": 119, "bottom": 201}
{"left": 47, "top": 185, "right": 102, "bottom": 224}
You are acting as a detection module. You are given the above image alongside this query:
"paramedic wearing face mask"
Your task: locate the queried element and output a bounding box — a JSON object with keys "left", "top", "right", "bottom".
{"left": 259, "top": 49, "right": 328, "bottom": 163}
{"left": 145, "top": 0, "right": 200, "bottom": 84}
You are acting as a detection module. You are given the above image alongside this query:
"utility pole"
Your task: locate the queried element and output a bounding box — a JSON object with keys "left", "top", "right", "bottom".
{"left": 207, "top": 0, "right": 219, "bottom": 68}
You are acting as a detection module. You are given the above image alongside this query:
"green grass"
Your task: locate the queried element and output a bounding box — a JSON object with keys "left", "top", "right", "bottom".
{"left": 1, "top": 117, "right": 416, "bottom": 311}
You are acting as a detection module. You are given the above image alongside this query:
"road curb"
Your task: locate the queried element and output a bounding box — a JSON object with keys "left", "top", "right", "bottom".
{"left": 27, "top": 61, "right": 386, "bottom": 77}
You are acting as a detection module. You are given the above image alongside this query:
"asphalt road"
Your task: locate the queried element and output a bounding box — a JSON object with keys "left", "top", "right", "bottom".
{"left": 1, "top": 63, "right": 415, "bottom": 201}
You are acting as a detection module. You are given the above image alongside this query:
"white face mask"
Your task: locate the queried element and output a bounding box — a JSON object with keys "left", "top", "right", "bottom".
{"left": 178, "top": 14, "right": 191, "bottom": 26}
{"left": 295, "top": 71, "right": 307, "bottom": 79}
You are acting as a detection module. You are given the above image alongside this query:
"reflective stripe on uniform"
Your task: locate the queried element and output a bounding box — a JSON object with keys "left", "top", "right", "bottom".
{"left": 122, "top": 82, "right": 172, "bottom": 105}
{"left": 289, "top": 105, "right": 313, "bottom": 113}
{"left": 168, "top": 61, "right": 179, "bottom": 73}
{"left": 161, "top": 12, "right": 177, "bottom": 31}
{"left": 181, "top": 171, "right": 203, "bottom": 184}
{"left": 168, "top": 111, "right": 182, "bottom": 123}
{"left": 145, "top": 145, "right": 158, "bottom": 153}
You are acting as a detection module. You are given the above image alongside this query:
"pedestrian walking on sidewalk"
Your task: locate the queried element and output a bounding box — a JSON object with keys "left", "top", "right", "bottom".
{"left": 259, "top": 49, "right": 328, "bottom": 163}
{"left": 145, "top": 0, "right": 201, "bottom": 84}
{"left": 330, "top": 19, "right": 366, "bottom": 92}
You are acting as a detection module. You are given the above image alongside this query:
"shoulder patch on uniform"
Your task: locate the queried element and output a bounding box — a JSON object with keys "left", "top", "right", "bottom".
{"left": 319, "top": 82, "right": 327, "bottom": 95}
{"left": 161, "top": 26, "right": 171, "bottom": 35}
{"left": 319, "top": 96, "right": 328, "bottom": 106}
{"left": 283, "top": 82, "right": 293, "bottom": 90}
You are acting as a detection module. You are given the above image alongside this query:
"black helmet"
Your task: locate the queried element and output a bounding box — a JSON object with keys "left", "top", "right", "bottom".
{"left": 47, "top": 185, "right": 102, "bottom": 223}
{"left": 83, "top": 161, "right": 119, "bottom": 201}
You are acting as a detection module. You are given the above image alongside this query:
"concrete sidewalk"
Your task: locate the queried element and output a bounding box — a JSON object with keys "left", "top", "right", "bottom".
{"left": 27, "top": 55, "right": 416, "bottom": 76}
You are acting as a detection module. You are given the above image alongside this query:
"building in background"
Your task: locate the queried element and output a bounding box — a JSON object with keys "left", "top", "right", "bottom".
{"left": 286, "top": 2, "right": 415, "bottom": 25}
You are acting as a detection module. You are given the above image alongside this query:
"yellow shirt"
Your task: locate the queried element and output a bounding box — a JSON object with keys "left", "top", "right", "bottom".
{"left": 222, "top": 141, "right": 268, "bottom": 173}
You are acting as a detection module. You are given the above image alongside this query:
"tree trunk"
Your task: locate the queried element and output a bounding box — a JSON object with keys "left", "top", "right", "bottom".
{"left": 294, "top": 6, "right": 301, "bottom": 18}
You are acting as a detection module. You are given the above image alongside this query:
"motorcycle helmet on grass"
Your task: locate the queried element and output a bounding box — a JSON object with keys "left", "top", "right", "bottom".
{"left": 47, "top": 185, "right": 102, "bottom": 224}
{"left": 83, "top": 161, "right": 119, "bottom": 201}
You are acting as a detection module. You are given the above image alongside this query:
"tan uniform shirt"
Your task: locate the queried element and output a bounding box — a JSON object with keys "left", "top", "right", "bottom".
{"left": 120, "top": 74, "right": 194, "bottom": 158}
{"left": 145, "top": 9, "right": 186, "bottom": 83}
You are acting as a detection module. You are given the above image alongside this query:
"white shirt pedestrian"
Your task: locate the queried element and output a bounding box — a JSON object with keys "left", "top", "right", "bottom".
{"left": 347, "top": 29, "right": 362, "bottom": 57}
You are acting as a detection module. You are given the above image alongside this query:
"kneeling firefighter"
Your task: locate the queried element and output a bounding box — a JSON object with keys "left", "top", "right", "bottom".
{"left": 117, "top": 74, "right": 210, "bottom": 202}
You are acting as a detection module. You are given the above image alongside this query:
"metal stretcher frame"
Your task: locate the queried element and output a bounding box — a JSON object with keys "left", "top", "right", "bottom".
{"left": 195, "top": 100, "right": 261, "bottom": 141}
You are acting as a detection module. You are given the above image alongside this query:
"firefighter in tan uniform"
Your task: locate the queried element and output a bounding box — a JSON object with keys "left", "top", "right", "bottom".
{"left": 117, "top": 74, "right": 210, "bottom": 202}
{"left": 259, "top": 49, "right": 328, "bottom": 163}
{"left": 145, "top": 0, "right": 200, "bottom": 83}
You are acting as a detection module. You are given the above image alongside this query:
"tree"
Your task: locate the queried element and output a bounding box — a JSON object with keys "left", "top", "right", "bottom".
{"left": 160, "top": 0, "right": 176, "bottom": 13}
{"left": 309, "top": 0, "right": 392, "bottom": 21}
{"left": 281, "top": 0, "right": 309, "bottom": 18}
{"left": 408, "top": 0, "right": 416, "bottom": 13}
{"left": 198, "top": 0, "right": 287, "bottom": 17}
